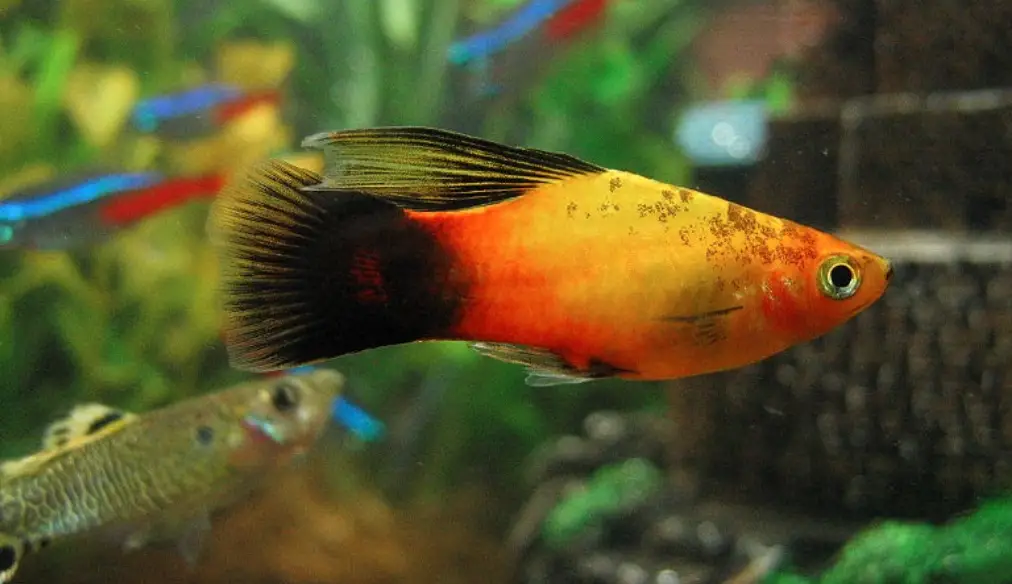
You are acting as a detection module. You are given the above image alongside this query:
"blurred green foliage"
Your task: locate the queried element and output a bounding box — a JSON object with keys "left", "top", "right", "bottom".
{"left": 767, "top": 497, "right": 1012, "bottom": 584}
{"left": 0, "top": 0, "right": 780, "bottom": 505}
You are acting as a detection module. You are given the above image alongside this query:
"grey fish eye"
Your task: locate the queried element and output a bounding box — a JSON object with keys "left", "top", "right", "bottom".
{"left": 271, "top": 381, "right": 300, "bottom": 412}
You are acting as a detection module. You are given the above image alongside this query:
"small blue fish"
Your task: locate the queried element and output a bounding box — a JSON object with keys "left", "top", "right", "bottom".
{"left": 130, "top": 84, "right": 281, "bottom": 140}
{"left": 132, "top": 85, "right": 242, "bottom": 132}
{"left": 332, "top": 398, "right": 386, "bottom": 443}
{"left": 282, "top": 366, "right": 386, "bottom": 442}
{"left": 448, "top": 0, "right": 569, "bottom": 65}
{"left": 0, "top": 172, "right": 223, "bottom": 250}
{"left": 448, "top": 0, "right": 609, "bottom": 100}
{"left": 0, "top": 173, "right": 160, "bottom": 222}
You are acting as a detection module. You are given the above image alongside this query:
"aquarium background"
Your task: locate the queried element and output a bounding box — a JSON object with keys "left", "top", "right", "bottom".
{"left": 2, "top": 0, "right": 1012, "bottom": 583}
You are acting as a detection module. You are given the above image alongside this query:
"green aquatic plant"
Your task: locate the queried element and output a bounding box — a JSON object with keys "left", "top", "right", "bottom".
{"left": 0, "top": 5, "right": 291, "bottom": 458}
{"left": 542, "top": 458, "right": 665, "bottom": 550}
{"left": 724, "top": 66, "right": 797, "bottom": 115}
{"left": 0, "top": 0, "right": 728, "bottom": 507}
{"left": 766, "top": 497, "right": 1012, "bottom": 584}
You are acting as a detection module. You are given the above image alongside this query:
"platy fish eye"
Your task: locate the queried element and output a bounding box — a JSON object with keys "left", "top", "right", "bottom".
{"left": 817, "top": 255, "right": 861, "bottom": 300}
{"left": 271, "top": 381, "right": 300, "bottom": 412}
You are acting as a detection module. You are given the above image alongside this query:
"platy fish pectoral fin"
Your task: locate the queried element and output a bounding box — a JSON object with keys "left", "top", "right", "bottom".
{"left": 0, "top": 534, "right": 25, "bottom": 583}
{"left": 661, "top": 305, "right": 744, "bottom": 348}
{"left": 469, "top": 342, "right": 614, "bottom": 386}
{"left": 302, "top": 126, "right": 605, "bottom": 211}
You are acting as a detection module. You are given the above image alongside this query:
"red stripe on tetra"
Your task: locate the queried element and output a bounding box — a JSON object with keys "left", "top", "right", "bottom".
{"left": 98, "top": 174, "right": 226, "bottom": 226}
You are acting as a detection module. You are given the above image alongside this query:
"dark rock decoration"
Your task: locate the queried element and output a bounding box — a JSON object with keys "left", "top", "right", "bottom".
{"left": 509, "top": 411, "right": 828, "bottom": 584}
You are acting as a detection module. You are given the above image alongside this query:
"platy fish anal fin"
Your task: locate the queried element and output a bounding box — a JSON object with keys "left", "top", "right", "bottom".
{"left": 525, "top": 372, "right": 594, "bottom": 387}
{"left": 302, "top": 126, "right": 606, "bottom": 212}
{"left": 469, "top": 342, "right": 620, "bottom": 386}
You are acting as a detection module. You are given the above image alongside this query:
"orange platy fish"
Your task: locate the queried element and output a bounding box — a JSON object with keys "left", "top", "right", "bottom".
{"left": 210, "top": 127, "right": 893, "bottom": 386}
{"left": 0, "top": 369, "right": 342, "bottom": 582}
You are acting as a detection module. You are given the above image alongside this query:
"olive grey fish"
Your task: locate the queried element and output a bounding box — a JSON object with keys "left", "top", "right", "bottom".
{"left": 0, "top": 368, "right": 343, "bottom": 582}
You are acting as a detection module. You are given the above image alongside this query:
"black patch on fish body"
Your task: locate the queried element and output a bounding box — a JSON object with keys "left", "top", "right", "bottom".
{"left": 218, "top": 161, "right": 467, "bottom": 371}
{"left": 86, "top": 411, "right": 124, "bottom": 435}
{"left": 217, "top": 126, "right": 611, "bottom": 372}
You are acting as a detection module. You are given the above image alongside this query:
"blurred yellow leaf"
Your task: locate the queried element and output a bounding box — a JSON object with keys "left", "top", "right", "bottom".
{"left": 0, "top": 164, "right": 56, "bottom": 200}
{"left": 0, "top": 75, "right": 35, "bottom": 163}
{"left": 121, "top": 135, "right": 162, "bottom": 169}
{"left": 163, "top": 104, "right": 291, "bottom": 175}
{"left": 63, "top": 64, "right": 139, "bottom": 148}
{"left": 279, "top": 152, "right": 325, "bottom": 174}
{"left": 216, "top": 41, "right": 295, "bottom": 89}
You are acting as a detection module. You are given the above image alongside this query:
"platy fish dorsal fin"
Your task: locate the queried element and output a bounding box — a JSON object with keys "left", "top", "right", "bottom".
{"left": 301, "top": 126, "right": 606, "bottom": 211}
{"left": 469, "top": 342, "right": 619, "bottom": 386}
{"left": 41, "top": 403, "right": 137, "bottom": 451}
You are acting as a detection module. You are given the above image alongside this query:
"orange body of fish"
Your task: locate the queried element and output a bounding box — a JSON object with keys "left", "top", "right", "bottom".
{"left": 210, "top": 127, "right": 892, "bottom": 386}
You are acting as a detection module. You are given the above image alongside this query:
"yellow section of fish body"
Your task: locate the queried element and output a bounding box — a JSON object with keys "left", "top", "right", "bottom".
{"left": 0, "top": 368, "right": 343, "bottom": 582}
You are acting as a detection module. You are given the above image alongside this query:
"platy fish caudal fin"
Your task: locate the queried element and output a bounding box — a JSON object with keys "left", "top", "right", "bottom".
{"left": 301, "top": 126, "right": 604, "bottom": 210}
{"left": 211, "top": 160, "right": 465, "bottom": 371}
{"left": 0, "top": 534, "right": 25, "bottom": 583}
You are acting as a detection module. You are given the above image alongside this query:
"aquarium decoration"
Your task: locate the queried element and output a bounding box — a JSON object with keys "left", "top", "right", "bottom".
{"left": 675, "top": 99, "right": 769, "bottom": 167}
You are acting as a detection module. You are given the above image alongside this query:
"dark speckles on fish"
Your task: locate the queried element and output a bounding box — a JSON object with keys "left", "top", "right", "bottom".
{"left": 0, "top": 369, "right": 343, "bottom": 583}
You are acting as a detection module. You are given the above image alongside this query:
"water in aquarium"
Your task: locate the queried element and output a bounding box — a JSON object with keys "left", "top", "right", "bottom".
{"left": 1, "top": 1, "right": 1011, "bottom": 583}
